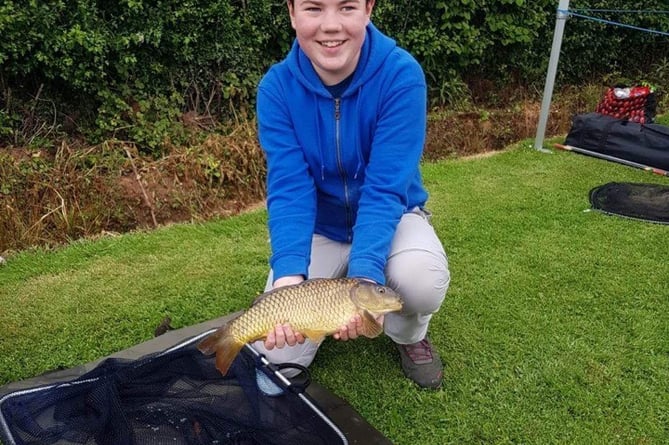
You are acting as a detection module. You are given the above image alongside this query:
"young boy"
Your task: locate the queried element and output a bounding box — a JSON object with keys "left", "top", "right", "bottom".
{"left": 254, "top": 0, "right": 450, "bottom": 389}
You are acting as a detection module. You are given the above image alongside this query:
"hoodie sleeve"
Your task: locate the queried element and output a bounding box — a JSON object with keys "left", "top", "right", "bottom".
{"left": 257, "top": 71, "right": 316, "bottom": 281}
{"left": 347, "top": 52, "right": 428, "bottom": 285}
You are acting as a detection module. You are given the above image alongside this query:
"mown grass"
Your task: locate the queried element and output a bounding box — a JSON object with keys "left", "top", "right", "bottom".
{"left": 1, "top": 141, "right": 668, "bottom": 444}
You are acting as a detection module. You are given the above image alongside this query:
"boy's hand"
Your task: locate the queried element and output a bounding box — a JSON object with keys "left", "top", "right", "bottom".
{"left": 272, "top": 275, "right": 304, "bottom": 289}
{"left": 264, "top": 323, "right": 306, "bottom": 349}
{"left": 333, "top": 314, "right": 385, "bottom": 341}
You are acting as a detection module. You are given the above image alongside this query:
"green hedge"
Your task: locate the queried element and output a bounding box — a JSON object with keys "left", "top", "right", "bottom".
{"left": 0, "top": 0, "right": 290, "bottom": 150}
{"left": 1, "top": 0, "right": 667, "bottom": 153}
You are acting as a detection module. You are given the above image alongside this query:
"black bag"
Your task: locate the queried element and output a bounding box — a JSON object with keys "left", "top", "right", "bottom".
{"left": 564, "top": 113, "right": 669, "bottom": 171}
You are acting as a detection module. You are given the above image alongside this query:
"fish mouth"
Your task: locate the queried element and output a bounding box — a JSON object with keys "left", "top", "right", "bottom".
{"left": 376, "top": 302, "right": 403, "bottom": 313}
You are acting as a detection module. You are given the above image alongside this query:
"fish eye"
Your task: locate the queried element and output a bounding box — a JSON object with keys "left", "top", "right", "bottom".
{"left": 377, "top": 287, "right": 386, "bottom": 293}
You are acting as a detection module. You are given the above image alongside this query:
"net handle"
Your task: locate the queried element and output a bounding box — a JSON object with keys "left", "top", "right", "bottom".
{"left": 273, "top": 363, "right": 311, "bottom": 393}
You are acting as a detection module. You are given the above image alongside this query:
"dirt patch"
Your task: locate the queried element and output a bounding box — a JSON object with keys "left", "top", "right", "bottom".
{"left": 0, "top": 128, "right": 266, "bottom": 253}
{"left": 0, "top": 96, "right": 593, "bottom": 254}
{"left": 424, "top": 100, "right": 575, "bottom": 160}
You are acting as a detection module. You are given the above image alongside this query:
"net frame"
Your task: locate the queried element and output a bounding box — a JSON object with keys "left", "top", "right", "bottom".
{"left": 589, "top": 182, "right": 669, "bottom": 224}
{"left": 0, "top": 330, "right": 349, "bottom": 445}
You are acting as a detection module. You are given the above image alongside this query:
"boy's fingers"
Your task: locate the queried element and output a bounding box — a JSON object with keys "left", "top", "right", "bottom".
{"left": 273, "top": 324, "right": 286, "bottom": 348}
{"left": 283, "top": 324, "right": 297, "bottom": 346}
{"left": 265, "top": 330, "right": 276, "bottom": 350}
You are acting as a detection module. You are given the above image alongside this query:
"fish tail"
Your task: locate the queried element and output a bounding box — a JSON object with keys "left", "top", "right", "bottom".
{"left": 197, "top": 326, "right": 227, "bottom": 355}
{"left": 214, "top": 338, "right": 244, "bottom": 376}
{"left": 197, "top": 326, "right": 244, "bottom": 376}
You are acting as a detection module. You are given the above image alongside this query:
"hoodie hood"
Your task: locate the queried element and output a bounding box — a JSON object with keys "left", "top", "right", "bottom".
{"left": 286, "top": 22, "right": 397, "bottom": 98}
{"left": 257, "top": 21, "right": 429, "bottom": 284}
{"left": 283, "top": 22, "right": 398, "bottom": 180}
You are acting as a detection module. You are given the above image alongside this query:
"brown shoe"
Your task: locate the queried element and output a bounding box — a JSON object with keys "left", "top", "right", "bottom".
{"left": 395, "top": 337, "right": 443, "bottom": 389}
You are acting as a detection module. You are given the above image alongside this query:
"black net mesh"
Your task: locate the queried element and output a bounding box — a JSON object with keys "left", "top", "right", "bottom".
{"left": 589, "top": 182, "right": 669, "bottom": 224}
{"left": 0, "top": 343, "right": 346, "bottom": 445}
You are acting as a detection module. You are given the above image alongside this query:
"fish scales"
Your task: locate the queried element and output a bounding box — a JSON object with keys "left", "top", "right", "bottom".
{"left": 198, "top": 278, "right": 403, "bottom": 376}
{"left": 233, "top": 279, "right": 359, "bottom": 340}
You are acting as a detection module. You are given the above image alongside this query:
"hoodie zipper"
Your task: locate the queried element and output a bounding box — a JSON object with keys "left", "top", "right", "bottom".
{"left": 334, "top": 98, "right": 353, "bottom": 242}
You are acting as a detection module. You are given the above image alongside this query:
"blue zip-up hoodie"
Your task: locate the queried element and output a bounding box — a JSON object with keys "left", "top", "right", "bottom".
{"left": 257, "top": 23, "right": 429, "bottom": 285}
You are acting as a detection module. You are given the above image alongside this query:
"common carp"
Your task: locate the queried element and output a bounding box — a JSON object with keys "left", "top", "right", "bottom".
{"left": 198, "top": 278, "right": 403, "bottom": 376}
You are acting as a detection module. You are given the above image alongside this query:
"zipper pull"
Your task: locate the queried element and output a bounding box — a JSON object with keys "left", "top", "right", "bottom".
{"left": 334, "top": 98, "right": 340, "bottom": 120}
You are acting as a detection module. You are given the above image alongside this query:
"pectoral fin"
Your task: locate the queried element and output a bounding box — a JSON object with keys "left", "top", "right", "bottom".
{"left": 359, "top": 311, "right": 384, "bottom": 338}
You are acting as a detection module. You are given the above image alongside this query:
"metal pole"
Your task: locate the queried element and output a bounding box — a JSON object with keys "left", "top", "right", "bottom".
{"left": 553, "top": 143, "right": 669, "bottom": 177}
{"left": 534, "top": 0, "right": 570, "bottom": 151}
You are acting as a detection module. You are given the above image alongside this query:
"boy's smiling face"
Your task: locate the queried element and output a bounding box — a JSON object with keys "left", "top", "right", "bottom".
{"left": 288, "top": 0, "right": 374, "bottom": 86}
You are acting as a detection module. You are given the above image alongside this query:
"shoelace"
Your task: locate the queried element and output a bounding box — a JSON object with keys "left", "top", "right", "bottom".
{"left": 401, "top": 339, "right": 433, "bottom": 364}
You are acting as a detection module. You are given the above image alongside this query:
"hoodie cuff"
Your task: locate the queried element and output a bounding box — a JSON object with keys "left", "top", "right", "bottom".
{"left": 271, "top": 254, "right": 310, "bottom": 282}
{"left": 347, "top": 259, "right": 386, "bottom": 286}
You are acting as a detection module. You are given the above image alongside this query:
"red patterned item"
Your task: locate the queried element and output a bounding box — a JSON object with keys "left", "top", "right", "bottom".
{"left": 595, "top": 85, "right": 656, "bottom": 124}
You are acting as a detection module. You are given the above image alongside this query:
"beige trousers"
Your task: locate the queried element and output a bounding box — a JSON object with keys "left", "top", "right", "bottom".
{"left": 252, "top": 208, "right": 450, "bottom": 375}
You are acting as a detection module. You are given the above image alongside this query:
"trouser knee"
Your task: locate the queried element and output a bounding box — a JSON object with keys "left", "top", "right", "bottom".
{"left": 385, "top": 248, "right": 450, "bottom": 314}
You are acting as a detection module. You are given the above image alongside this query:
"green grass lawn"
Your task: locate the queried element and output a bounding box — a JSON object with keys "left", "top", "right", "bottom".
{"left": 1, "top": 142, "right": 668, "bottom": 444}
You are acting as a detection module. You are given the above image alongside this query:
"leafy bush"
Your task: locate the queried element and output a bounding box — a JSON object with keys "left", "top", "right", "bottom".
{"left": 560, "top": 1, "right": 669, "bottom": 84}
{"left": 1, "top": 0, "right": 667, "bottom": 153}
{"left": 0, "top": 0, "right": 290, "bottom": 153}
